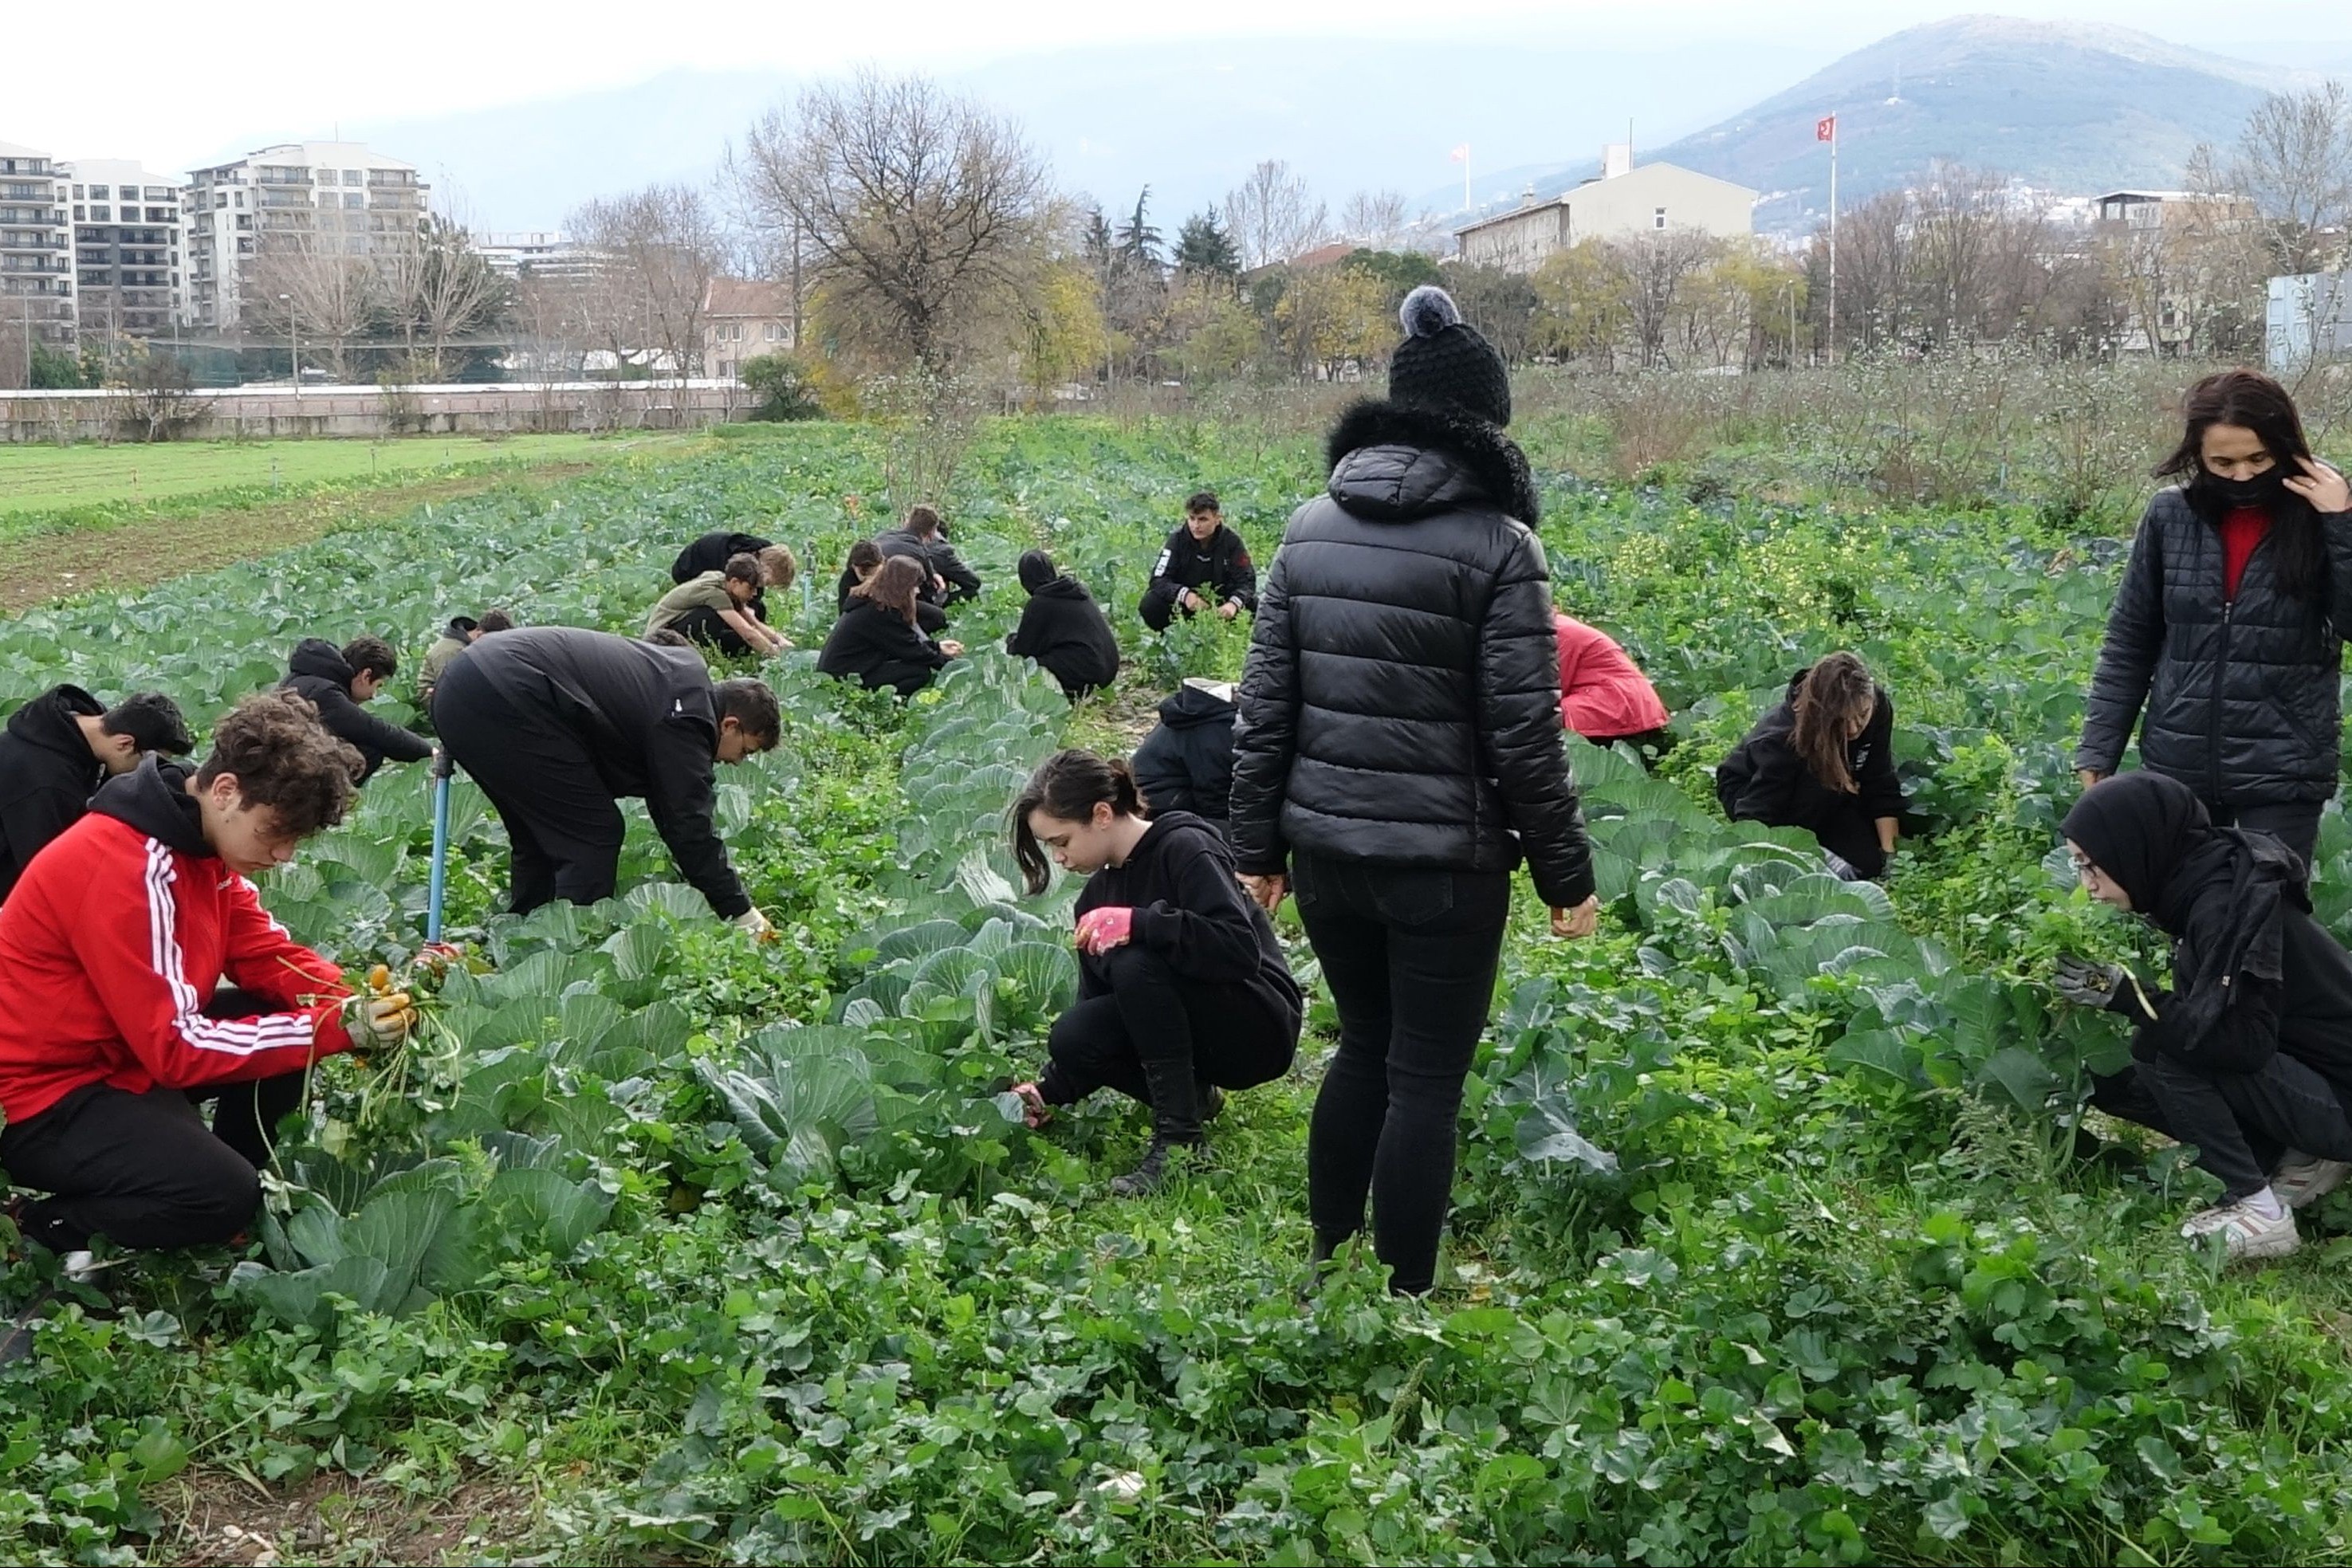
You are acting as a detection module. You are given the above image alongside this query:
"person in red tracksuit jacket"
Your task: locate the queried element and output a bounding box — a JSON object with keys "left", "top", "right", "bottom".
{"left": 1552, "top": 613, "right": 1671, "bottom": 754}
{"left": 0, "top": 691, "right": 415, "bottom": 1261}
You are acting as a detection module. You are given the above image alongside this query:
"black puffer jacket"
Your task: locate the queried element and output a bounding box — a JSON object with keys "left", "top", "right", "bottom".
{"left": 1229, "top": 399, "right": 1595, "bottom": 908}
{"left": 2078, "top": 485, "right": 2352, "bottom": 806}
{"left": 281, "top": 640, "right": 432, "bottom": 784}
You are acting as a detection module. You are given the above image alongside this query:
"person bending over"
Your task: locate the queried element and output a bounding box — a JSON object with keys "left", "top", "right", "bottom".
{"left": 876, "top": 505, "right": 981, "bottom": 607}
{"left": 418, "top": 609, "right": 514, "bottom": 711}
{"left": 1554, "top": 613, "right": 1670, "bottom": 756}
{"left": 0, "top": 685, "right": 191, "bottom": 903}
{"left": 1717, "top": 651, "right": 1906, "bottom": 880}
{"left": 1131, "top": 678, "right": 1236, "bottom": 840}
{"left": 817, "top": 556, "right": 965, "bottom": 698}
{"left": 1009, "top": 749, "right": 1302, "bottom": 1196}
{"left": 0, "top": 692, "right": 413, "bottom": 1270}
{"left": 2059, "top": 771, "right": 2352, "bottom": 1262}
{"left": 838, "top": 540, "right": 948, "bottom": 633}
{"left": 1140, "top": 490, "right": 1257, "bottom": 631}
{"left": 281, "top": 635, "right": 433, "bottom": 785}
{"left": 646, "top": 551, "right": 793, "bottom": 658}
{"left": 432, "top": 627, "right": 781, "bottom": 933}
{"left": 1005, "top": 550, "right": 1120, "bottom": 701}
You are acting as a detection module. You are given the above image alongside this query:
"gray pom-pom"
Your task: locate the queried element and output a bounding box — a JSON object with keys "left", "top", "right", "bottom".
{"left": 1398, "top": 285, "right": 1461, "bottom": 339}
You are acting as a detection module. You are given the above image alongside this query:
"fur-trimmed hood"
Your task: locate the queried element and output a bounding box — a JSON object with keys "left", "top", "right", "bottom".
{"left": 1323, "top": 398, "right": 1540, "bottom": 525}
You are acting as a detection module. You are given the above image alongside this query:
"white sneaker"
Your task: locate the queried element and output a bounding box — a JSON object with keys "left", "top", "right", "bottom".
{"left": 2270, "top": 1151, "right": 2352, "bottom": 1210}
{"left": 2180, "top": 1195, "right": 2300, "bottom": 1261}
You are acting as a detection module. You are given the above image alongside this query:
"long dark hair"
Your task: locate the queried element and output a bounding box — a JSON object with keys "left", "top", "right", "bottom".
{"left": 2157, "top": 368, "right": 2323, "bottom": 600}
{"left": 1009, "top": 748, "right": 1143, "bottom": 894}
{"left": 849, "top": 554, "right": 926, "bottom": 624}
{"left": 1791, "top": 652, "right": 1876, "bottom": 796}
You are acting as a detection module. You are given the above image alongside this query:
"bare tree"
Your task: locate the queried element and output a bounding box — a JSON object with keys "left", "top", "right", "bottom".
{"left": 411, "top": 216, "right": 505, "bottom": 379}
{"left": 1910, "top": 163, "right": 2049, "bottom": 344}
{"left": 110, "top": 344, "right": 212, "bottom": 442}
{"left": 1611, "top": 229, "right": 1719, "bottom": 367}
{"left": 732, "top": 70, "right": 1052, "bottom": 375}
{"left": 2222, "top": 81, "right": 2352, "bottom": 275}
{"left": 1824, "top": 191, "right": 1914, "bottom": 350}
{"left": 246, "top": 235, "right": 380, "bottom": 382}
{"left": 570, "top": 185, "right": 722, "bottom": 390}
{"left": 1340, "top": 189, "right": 1410, "bottom": 250}
{"left": 1224, "top": 160, "right": 1329, "bottom": 269}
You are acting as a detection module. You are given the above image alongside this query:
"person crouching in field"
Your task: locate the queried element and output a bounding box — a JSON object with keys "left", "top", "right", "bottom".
{"left": 2059, "top": 771, "right": 2352, "bottom": 1263}
{"left": 1131, "top": 678, "right": 1237, "bottom": 840}
{"left": 1554, "top": 613, "right": 1670, "bottom": 757}
{"left": 1005, "top": 551, "right": 1120, "bottom": 701}
{"left": 281, "top": 635, "right": 433, "bottom": 786}
{"left": 1140, "top": 490, "right": 1257, "bottom": 631}
{"left": 1008, "top": 749, "right": 1301, "bottom": 1196}
{"left": 418, "top": 608, "right": 513, "bottom": 710}
{"left": 818, "top": 556, "right": 965, "bottom": 698}
{"left": 646, "top": 552, "right": 793, "bottom": 659}
{"left": 1717, "top": 652, "right": 1906, "bottom": 881}
{"left": 0, "top": 685, "right": 192, "bottom": 904}
{"left": 838, "top": 540, "right": 949, "bottom": 633}
{"left": 877, "top": 505, "right": 982, "bottom": 609}
{"left": 0, "top": 692, "right": 414, "bottom": 1271}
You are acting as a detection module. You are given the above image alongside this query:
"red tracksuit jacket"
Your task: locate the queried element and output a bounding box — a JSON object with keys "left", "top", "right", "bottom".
{"left": 1554, "top": 614, "right": 1672, "bottom": 741}
{"left": 0, "top": 759, "right": 352, "bottom": 1126}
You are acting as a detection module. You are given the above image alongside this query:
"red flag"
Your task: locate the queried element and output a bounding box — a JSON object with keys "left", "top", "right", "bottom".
{"left": 1449, "top": 143, "right": 1470, "bottom": 163}
{"left": 1815, "top": 114, "right": 1837, "bottom": 143}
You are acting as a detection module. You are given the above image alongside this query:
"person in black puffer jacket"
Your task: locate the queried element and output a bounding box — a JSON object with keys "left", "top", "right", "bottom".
{"left": 1132, "top": 678, "right": 1237, "bottom": 839}
{"left": 280, "top": 636, "right": 433, "bottom": 785}
{"left": 1716, "top": 653, "right": 1906, "bottom": 880}
{"left": 1005, "top": 550, "right": 1121, "bottom": 701}
{"left": 2077, "top": 370, "right": 2352, "bottom": 872}
{"left": 1229, "top": 284, "right": 1599, "bottom": 1296}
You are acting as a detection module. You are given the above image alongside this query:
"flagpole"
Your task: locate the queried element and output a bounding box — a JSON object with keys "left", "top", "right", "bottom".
{"left": 1827, "top": 114, "right": 1839, "bottom": 367}
{"left": 1463, "top": 147, "right": 1472, "bottom": 213}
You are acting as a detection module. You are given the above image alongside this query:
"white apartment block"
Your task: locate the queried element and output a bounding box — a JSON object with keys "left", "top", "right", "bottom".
{"left": 0, "top": 140, "right": 76, "bottom": 352}
{"left": 61, "top": 159, "right": 183, "bottom": 344}
{"left": 1456, "top": 155, "right": 1758, "bottom": 273}
{"left": 183, "top": 140, "right": 428, "bottom": 333}
{"left": 478, "top": 230, "right": 597, "bottom": 279}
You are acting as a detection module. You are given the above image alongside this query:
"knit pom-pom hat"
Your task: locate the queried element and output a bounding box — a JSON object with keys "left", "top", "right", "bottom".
{"left": 1387, "top": 284, "right": 1512, "bottom": 427}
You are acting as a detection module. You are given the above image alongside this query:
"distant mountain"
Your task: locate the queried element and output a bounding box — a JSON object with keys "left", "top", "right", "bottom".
{"left": 1593, "top": 15, "right": 2316, "bottom": 234}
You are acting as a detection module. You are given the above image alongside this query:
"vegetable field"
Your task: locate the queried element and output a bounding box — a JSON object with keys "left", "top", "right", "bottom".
{"left": 9, "top": 417, "right": 2352, "bottom": 1566}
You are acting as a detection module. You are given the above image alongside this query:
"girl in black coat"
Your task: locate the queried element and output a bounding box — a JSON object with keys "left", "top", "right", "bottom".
{"left": 1009, "top": 749, "right": 1302, "bottom": 1197}
{"left": 837, "top": 540, "right": 948, "bottom": 634}
{"left": 1716, "top": 652, "right": 1906, "bottom": 880}
{"left": 2060, "top": 772, "right": 2352, "bottom": 1263}
{"left": 816, "top": 556, "right": 963, "bottom": 698}
{"left": 2077, "top": 370, "right": 2352, "bottom": 870}
{"left": 1005, "top": 551, "right": 1121, "bottom": 701}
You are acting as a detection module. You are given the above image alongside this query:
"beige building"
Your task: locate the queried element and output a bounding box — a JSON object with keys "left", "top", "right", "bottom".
{"left": 0, "top": 140, "right": 76, "bottom": 357}
{"left": 61, "top": 159, "right": 183, "bottom": 346}
{"left": 1456, "top": 157, "right": 1757, "bottom": 273}
{"left": 183, "top": 140, "right": 428, "bottom": 333}
{"left": 702, "top": 278, "right": 795, "bottom": 381}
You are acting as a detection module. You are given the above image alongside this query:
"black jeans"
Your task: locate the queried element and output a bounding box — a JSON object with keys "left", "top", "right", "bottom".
{"left": 434, "top": 657, "right": 625, "bottom": 914}
{"left": 1294, "top": 853, "right": 1512, "bottom": 1295}
{"left": 2091, "top": 1053, "right": 2352, "bottom": 1200}
{"left": 1039, "top": 945, "right": 1297, "bottom": 1112}
{"left": 667, "top": 604, "right": 756, "bottom": 659}
{"left": 2211, "top": 800, "right": 2324, "bottom": 880}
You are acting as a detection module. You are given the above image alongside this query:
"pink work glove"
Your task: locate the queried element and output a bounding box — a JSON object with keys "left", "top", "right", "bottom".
{"left": 1074, "top": 906, "right": 1135, "bottom": 957}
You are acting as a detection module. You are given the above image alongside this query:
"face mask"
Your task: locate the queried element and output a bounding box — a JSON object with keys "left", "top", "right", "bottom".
{"left": 2205, "top": 466, "right": 2286, "bottom": 509}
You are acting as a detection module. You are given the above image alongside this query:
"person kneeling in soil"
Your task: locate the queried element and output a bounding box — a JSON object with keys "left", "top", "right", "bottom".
{"left": 817, "top": 556, "right": 965, "bottom": 698}
{"left": 1716, "top": 651, "right": 1906, "bottom": 880}
{"left": 0, "top": 685, "right": 193, "bottom": 904}
{"left": 1008, "top": 749, "right": 1302, "bottom": 1196}
{"left": 646, "top": 551, "right": 793, "bottom": 659}
{"left": 281, "top": 635, "right": 435, "bottom": 786}
{"left": 1139, "top": 490, "right": 1257, "bottom": 632}
{"left": 1005, "top": 551, "right": 1121, "bottom": 701}
{"left": 418, "top": 608, "right": 513, "bottom": 710}
{"left": 2058, "top": 771, "right": 2352, "bottom": 1263}
{"left": 1131, "top": 678, "right": 1236, "bottom": 840}
{"left": 1555, "top": 613, "right": 1670, "bottom": 758}
{"left": 433, "top": 627, "right": 781, "bottom": 932}
{"left": 0, "top": 692, "right": 413, "bottom": 1271}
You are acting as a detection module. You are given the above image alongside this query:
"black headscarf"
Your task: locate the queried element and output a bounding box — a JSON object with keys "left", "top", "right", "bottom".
{"left": 1018, "top": 550, "right": 1057, "bottom": 594}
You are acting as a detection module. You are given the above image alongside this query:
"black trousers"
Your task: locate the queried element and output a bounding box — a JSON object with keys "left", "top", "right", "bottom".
{"left": 1139, "top": 580, "right": 1195, "bottom": 632}
{"left": 667, "top": 604, "right": 755, "bottom": 658}
{"left": 1294, "top": 853, "right": 1511, "bottom": 1295}
{"left": 432, "top": 658, "right": 624, "bottom": 914}
{"left": 1037, "top": 945, "right": 1296, "bottom": 1112}
{"left": 2091, "top": 1053, "right": 2352, "bottom": 1200}
{"left": 2211, "top": 800, "right": 2324, "bottom": 880}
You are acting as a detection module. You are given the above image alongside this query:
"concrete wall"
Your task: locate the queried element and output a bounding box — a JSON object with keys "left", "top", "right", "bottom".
{"left": 0, "top": 379, "right": 750, "bottom": 442}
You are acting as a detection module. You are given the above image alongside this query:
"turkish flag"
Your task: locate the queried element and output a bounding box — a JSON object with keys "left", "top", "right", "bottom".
{"left": 1815, "top": 114, "right": 1837, "bottom": 143}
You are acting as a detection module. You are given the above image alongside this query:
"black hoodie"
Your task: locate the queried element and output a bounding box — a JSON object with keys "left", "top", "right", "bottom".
{"left": 0, "top": 685, "right": 106, "bottom": 902}
{"left": 1715, "top": 667, "right": 1906, "bottom": 878}
{"left": 1072, "top": 811, "right": 1302, "bottom": 1028}
{"left": 1132, "top": 683, "right": 1237, "bottom": 834}
{"left": 92, "top": 753, "right": 207, "bottom": 855}
{"left": 281, "top": 639, "right": 434, "bottom": 784}
{"left": 1147, "top": 523, "right": 1258, "bottom": 612}
{"left": 1005, "top": 574, "right": 1121, "bottom": 699}
{"left": 836, "top": 565, "right": 949, "bottom": 633}
{"left": 877, "top": 526, "right": 983, "bottom": 605}
{"left": 816, "top": 598, "right": 951, "bottom": 698}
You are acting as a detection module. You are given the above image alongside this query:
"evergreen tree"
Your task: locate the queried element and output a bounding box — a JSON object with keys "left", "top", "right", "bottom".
{"left": 1115, "top": 187, "right": 1164, "bottom": 272}
{"left": 1173, "top": 206, "right": 1241, "bottom": 279}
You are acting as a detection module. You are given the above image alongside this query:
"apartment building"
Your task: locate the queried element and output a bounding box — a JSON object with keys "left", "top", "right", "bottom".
{"left": 61, "top": 159, "right": 182, "bottom": 344}
{"left": 703, "top": 278, "right": 794, "bottom": 380}
{"left": 478, "top": 230, "right": 597, "bottom": 280}
{"left": 1455, "top": 151, "right": 1757, "bottom": 273}
{"left": 183, "top": 140, "right": 428, "bottom": 332}
{"left": 0, "top": 140, "right": 76, "bottom": 353}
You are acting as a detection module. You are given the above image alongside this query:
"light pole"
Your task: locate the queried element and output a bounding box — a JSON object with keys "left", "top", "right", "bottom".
{"left": 279, "top": 291, "right": 299, "bottom": 400}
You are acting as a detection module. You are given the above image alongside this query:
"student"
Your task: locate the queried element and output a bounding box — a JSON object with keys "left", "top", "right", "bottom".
{"left": 2079, "top": 369, "right": 2352, "bottom": 870}
{"left": 281, "top": 635, "right": 434, "bottom": 785}
{"left": 431, "top": 627, "right": 781, "bottom": 929}
{"left": 418, "top": 608, "right": 513, "bottom": 709}
{"left": 1229, "top": 285, "right": 1599, "bottom": 1296}
{"left": 645, "top": 552, "right": 792, "bottom": 658}
{"left": 0, "top": 691, "right": 413, "bottom": 1266}
{"left": 876, "top": 505, "right": 982, "bottom": 607}
{"left": 1716, "top": 652, "right": 1906, "bottom": 881}
{"left": 1131, "top": 678, "right": 1237, "bottom": 839}
{"left": 1008, "top": 749, "right": 1302, "bottom": 1196}
{"left": 2060, "top": 771, "right": 2352, "bottom": 1262}
{"left": 0, "top": 686, "right": 192, "bottom": 903}
{"left": 672, "top": 529, "right": 774, "bottom": 586}
{"left": 1140, "top": 490, "right": 1257, "bottom": 631}
{"left": 1005, "top": 550, "right": 1121, "bottom": 701}
{"left": 838, "top": 538, "right": 948, "bottom": 633}
{"left": 1554, "top": 613, "right": 1670, "bottom": 754}
{"left": 816, "top": 556, "right": 966, "bottom": 698}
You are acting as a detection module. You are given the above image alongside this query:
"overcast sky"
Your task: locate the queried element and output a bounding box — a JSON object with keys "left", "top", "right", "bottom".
{"left": 12, "top": 0, "right": 2350, "bottom": 174}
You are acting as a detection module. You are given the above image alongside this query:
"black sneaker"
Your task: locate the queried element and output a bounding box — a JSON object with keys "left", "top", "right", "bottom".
{"left": 1110, "top": 1138, "right": 1198, "bottom": 1197}
{"left": 1198, "top": 1083, "right": 1225, "bottom": 1124}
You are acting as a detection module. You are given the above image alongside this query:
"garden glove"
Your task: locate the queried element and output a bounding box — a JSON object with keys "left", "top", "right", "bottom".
{"left": 734, "top": 907, "right": 777, "bottom": 941}
{"left": 361, "top": 991, "right": 418, "bottom": 1051}
{"left": 1075, "top": 906, "right": 1135, "bottom": 957}
{"left": 2054, "top": 954, "right": 2127, "bottom": 1010}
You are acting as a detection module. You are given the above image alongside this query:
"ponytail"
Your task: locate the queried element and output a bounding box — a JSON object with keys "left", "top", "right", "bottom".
{"left": 1009, "top": 748, "right": 1145, "bottom": 894}
{"left": 1790, "top": 652, "right": 1876, "bottom": 796}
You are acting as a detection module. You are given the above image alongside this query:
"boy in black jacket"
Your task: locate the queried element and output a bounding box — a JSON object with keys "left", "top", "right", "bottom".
{"left": 1131, "top": 678, "right": 1237, "bottom": 838}
{"left": 1140, "top": 491, "right": 1257, "bottom": 631}
{"left": 281, "top": 636, "right": 435, "bottom": 785}
{"left": 1005, "top": 551, "right": 1120, "bottom": 701}
{"left": 0, "top": 686, "right": 192, "bottom": 902}
{"left": 876, "top": 505, "right": 982, "bottom": 607}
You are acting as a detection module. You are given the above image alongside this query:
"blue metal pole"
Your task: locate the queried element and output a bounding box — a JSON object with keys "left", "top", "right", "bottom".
{"left": 426, "top": 748, "right": 454, "bottom": 945}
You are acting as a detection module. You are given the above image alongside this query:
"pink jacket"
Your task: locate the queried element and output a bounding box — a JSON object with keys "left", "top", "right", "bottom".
{"left": 1553, "top": 615, "right": 1670, "bottom": 740}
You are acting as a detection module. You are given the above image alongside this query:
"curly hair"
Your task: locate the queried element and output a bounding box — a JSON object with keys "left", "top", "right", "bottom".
{"left": 195, "top": 691, "right": 361, "bottom": 836}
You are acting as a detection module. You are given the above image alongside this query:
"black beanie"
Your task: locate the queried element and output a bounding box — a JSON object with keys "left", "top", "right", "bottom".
{"left": 1387, "top": 285, "right": 1512, "bottom": 427}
